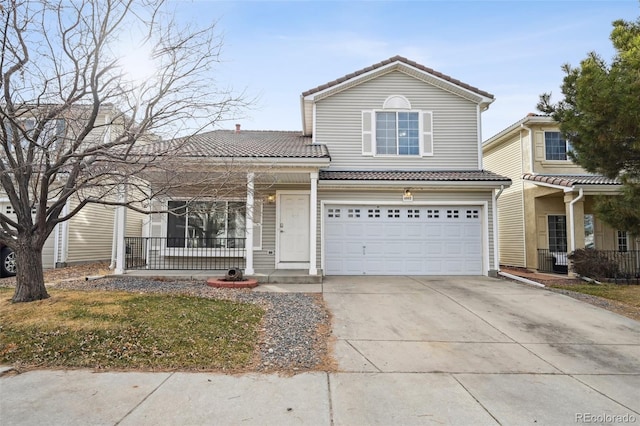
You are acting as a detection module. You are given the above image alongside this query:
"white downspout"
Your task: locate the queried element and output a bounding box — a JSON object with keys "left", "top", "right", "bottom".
{"left": 520, "top": 122, "right": 533, "bottom": 267}
{"left": 569, "top": 188, "right": 584, "bottom": 253}
{"left": 493, "top": 185, "right": 505, "bottom": 273}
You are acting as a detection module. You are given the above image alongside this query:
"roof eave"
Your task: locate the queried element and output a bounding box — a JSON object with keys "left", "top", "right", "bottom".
{"left": 483, "top": 115, "right": 555, "bottom": 151}
{"left": 318, "top": 179, "right": 511, "bottom": 189}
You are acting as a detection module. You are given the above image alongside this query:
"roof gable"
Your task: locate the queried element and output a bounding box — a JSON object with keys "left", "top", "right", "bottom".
{"left": 301, "top": 56, "right": 494, "bottom": 135}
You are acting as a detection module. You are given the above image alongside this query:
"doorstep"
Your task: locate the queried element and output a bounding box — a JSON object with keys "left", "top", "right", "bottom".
{"left": 121, "top": 269, "right": 323, "bottom": 285}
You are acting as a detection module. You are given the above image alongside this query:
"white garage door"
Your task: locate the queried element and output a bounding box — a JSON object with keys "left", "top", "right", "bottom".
{"left": 324, "top": 205, "right": 483, "bottom": 275}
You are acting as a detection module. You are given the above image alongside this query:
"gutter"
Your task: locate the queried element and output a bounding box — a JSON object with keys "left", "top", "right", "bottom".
{"left": 569, "top": 187, "right": 584, "bottom": 252}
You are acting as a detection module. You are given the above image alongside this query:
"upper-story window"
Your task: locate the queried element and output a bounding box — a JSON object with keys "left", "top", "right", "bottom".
{"left": 362, "top": 95, "right": 432, "bottom": 157}
{"left": 5, "top": 118, "right": 66, "bottom": 152}
{"left": 544, "top": 131, "right": 571, "bottom": 161}
{"left": 376, "top": 111, "right": 419, "bottom": 155}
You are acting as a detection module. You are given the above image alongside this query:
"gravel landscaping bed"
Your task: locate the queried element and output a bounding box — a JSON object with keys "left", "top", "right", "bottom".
{"left": 51, "top": 277, "right": 334, "bottom": 373}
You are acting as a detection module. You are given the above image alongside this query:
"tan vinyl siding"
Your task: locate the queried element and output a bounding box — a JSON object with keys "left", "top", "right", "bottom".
{"left": 315, "top": 70, "right": 480, "bottom": 170}
{"left": 484, "top": 136, "right": 526, "bottom": 267}
{"left": 318, "top": 189, "right": 495, "bottom": 269}
{"left": 65, "top": 201, "right": 115, "bottom": 263}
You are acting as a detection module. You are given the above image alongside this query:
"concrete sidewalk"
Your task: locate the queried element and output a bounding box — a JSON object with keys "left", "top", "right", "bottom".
{"left": 2, "top": 276, "right": 640, "bottom": 425}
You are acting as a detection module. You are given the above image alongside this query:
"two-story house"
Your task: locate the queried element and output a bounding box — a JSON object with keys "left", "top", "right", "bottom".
{"left": 119, "top": 56, "right": 511, "bottom": 277}
{"left": 483, "top": 113, "right": 634, "bottom": 274}
{"left": 0, "top": 103, "right": 145, "bottom": 275}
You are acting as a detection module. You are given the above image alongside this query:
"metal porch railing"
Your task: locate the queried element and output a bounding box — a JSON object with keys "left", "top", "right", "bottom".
{"left": 125, "top": 237, "right": 246, "bottom": 270}
{"left": 538, "top": 248, "right": 640, "bottom": 282}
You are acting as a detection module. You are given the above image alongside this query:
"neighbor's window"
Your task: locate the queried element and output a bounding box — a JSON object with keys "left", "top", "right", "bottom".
{"left": 545, "top": 131, "right": 571, "bottom": 161}
{"left": 167, "top": 201, "right": 246, "bottom": 249}
{"left": 584, "top": 214, "right": 594, "bottom": 249}
{"left": 5, "top": 118, "right": 65, "bottom": 151}
{"left": 548, "top": 215, "right": 568, "bottom": 252}
{"left": 376, "top": 111, "right": 420, "bottom": 155}
{"left": 617, "top": 231, "right": 628, "bottom": 253}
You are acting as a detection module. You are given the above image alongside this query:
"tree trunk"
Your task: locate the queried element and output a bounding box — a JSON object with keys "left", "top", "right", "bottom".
{"left": 12, "top": 242, "right": 48, "bottom": 303}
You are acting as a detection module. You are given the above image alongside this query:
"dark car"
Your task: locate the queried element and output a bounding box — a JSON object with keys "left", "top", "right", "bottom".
{"left": 0, "top": 243, "right": 16, "bottom": 277}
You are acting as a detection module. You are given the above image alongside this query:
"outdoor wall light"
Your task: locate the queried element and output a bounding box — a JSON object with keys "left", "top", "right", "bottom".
{"left": 403, "top": 188, "right": 413, "bottom": 202}
{"left": 266, "top": 194, "right": 276, "bottom": 203}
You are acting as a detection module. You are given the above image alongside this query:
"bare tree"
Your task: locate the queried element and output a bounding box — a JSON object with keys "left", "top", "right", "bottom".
{"left": 0, "top": 0, "right": 248, "bottom": 302}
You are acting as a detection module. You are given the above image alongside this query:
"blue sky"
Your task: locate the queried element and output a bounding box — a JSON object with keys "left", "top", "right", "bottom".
{"left": 171, "top": 0, "right": 639, "bottom": 140}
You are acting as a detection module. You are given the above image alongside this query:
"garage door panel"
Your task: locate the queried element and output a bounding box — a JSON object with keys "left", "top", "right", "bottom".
{"left": 324, "top": 205, "right": 483, "bottom": 276}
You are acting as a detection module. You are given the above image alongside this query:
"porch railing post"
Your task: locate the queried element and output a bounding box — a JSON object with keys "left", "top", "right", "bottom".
{"left": 245, "top": 172, "right": 255, "bottom": 275}
{"left": 114, "top": 183, "right": 128, "bottom": 274}
{"left": 309, "top": 172, "right": 318, "bottom": 276}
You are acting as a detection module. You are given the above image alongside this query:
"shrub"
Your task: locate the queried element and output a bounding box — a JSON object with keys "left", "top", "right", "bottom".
{"left": 568, "top": 249, "right": 620, "bottom": 281}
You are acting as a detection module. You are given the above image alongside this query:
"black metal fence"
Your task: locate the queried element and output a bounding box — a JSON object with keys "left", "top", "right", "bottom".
{"left": 125, "top": 237, "right": 246, "bottom": 270}
{"left": 538, "top": 248, "right": 640, "bottom": 282}
{"left": 537, "top": 249, "right": 569, "bottom": 274}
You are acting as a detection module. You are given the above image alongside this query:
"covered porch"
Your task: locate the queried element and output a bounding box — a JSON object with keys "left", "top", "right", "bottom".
{"left": 113, "top": 164, "right": 329, "bottom": 277}
{"left": 110, "top": 128, "right": 330, "bottom": 277}
{"left": 523, "top": 174, "right": 639, "bottom": 277}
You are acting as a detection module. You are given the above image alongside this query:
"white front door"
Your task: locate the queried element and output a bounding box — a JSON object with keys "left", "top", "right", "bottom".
{"left": 278, "top": 193, "right": 310, "bottom": 266}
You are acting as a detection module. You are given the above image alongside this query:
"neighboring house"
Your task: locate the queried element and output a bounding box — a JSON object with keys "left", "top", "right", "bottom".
{"left": 0, "top": 104, "right": 145, "bottom": 272}
{"left": 119, "top": 56, "right": 511, "bottom": 277}
{"left": 483, "top": 113, "right": 635, "bottom": 274}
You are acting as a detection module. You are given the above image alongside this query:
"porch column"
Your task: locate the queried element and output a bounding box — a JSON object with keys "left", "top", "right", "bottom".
{"left": 309, "top": 172, "right": 318, "bottom": 276}
{"left": 245, "top": 172, "right": 255, "bottom": 275}
{"left": 114, "top": 183, "right": 128, "bottom": 275}
{"left": 564, "top": 190, "right": 585, "bottom": 253}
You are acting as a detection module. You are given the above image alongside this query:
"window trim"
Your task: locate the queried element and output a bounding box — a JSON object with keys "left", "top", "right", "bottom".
{"left": 547, "top": 214, "right": 568, "bottom": 253}
{"left": 163, "top": 199, "right": 262, "bottom": 257}
{"left": 362, "top": 109, "right": 433, "bottom": 158}
{"left": 544, "top": 131, "right": 571, "bottom": 161}
{"left": 617, "top": 230, "right": 628, "bottom": 253}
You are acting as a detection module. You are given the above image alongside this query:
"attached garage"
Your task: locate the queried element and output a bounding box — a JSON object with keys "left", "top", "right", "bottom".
{"left": 323, "top": 204, "right": 484, "bottom": 275}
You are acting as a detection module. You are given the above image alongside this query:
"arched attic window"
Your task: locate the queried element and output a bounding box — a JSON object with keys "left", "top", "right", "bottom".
{"left": 382, "top": 95, "right": 411, "bottom": 110}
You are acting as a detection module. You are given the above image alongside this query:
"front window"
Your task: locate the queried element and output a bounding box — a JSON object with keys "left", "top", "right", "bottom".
{"left": 376, "top": 111, "right": 419, "bottom": 155}
{"left": 545, "top": 131, "right": 571, "bottom": 161}
{"left": 617, "top": 231, "right": 628, "bottom": 252}
{"left": 548, "top": 215, "right": 567, "bottom": 252}
{"left": 167, "top": 201, "right": 246, "bottom": 248}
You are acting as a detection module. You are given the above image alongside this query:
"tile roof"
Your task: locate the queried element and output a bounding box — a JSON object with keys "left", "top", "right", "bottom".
{"left": 302, "top": 55, "right": 494, "bottom": 100}
{"left": 147, "top": 130, "right": 330, "bottom": 159}
{"left": 320, "top": 170, "right": 511, "bottom": 182}
{"left": 522, "top": 173, "right": 621, "bottom": 187}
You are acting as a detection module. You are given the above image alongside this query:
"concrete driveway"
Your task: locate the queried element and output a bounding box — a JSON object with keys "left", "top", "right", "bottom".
{"left": 324, "top": 275, "right": 640, "bottom": 425}
{"left": 2, "top": 276, "right": 639, "bottom": 425}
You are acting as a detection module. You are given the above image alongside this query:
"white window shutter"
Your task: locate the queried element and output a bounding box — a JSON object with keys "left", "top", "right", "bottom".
{"left": 421, "top": 111, "right": 433, "bottom": 156}
{"left": 362, "top": 111, "right": 373, "bottom": 156}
